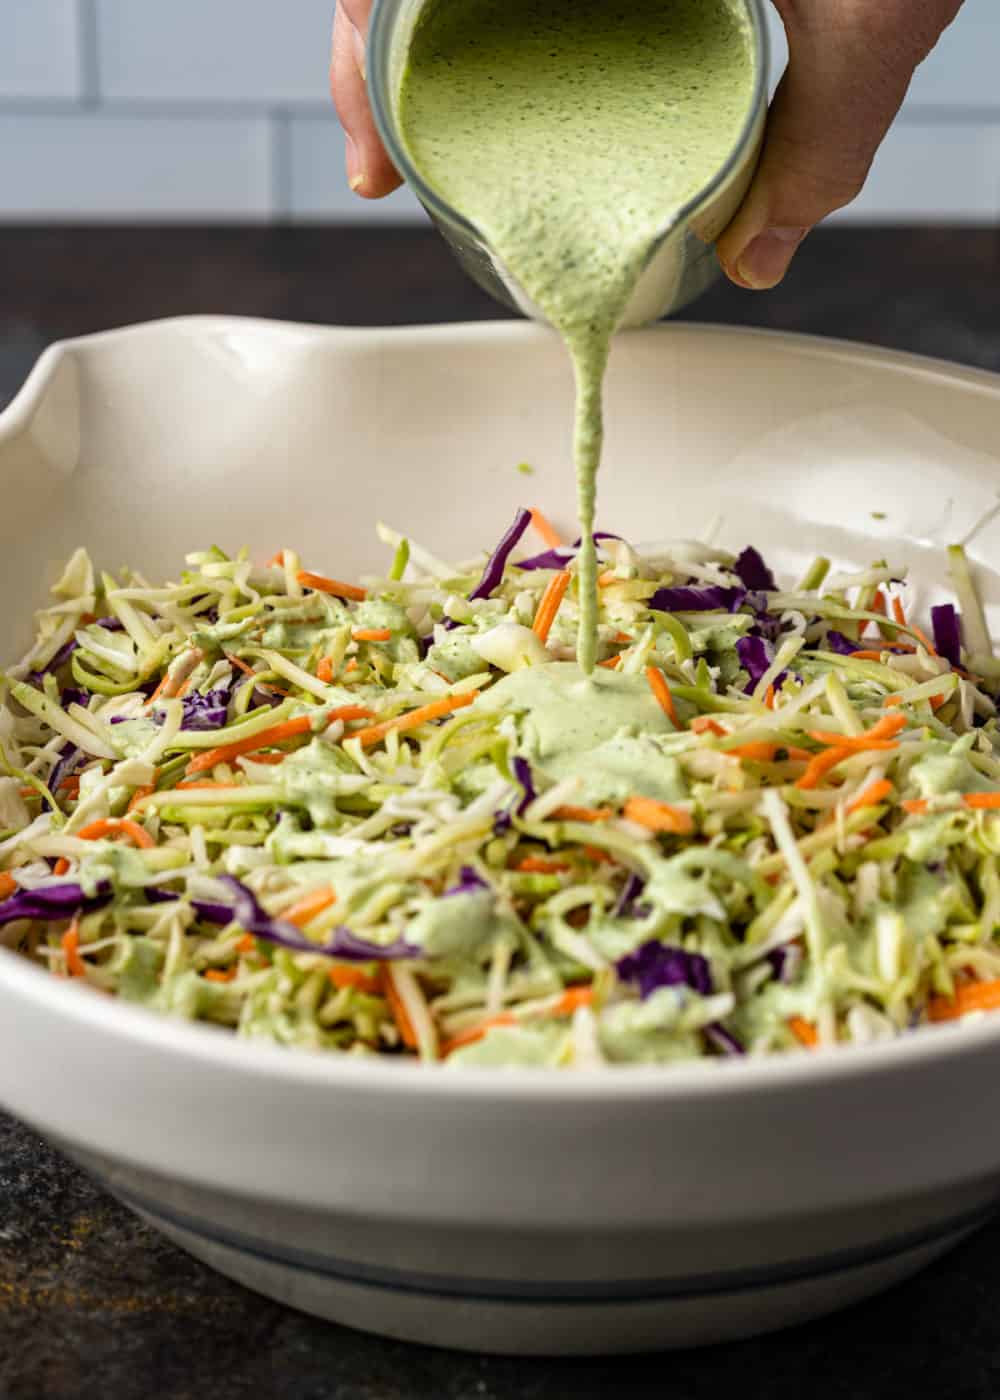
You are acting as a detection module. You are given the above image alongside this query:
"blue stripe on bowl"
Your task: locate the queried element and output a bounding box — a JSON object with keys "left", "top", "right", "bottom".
{"left": 112, "top": 1185, "right": 999, "bottom": 1306}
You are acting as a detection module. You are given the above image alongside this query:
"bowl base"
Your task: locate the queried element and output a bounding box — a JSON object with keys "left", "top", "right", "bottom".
{"left": 130, "top": 1202, "right": 974, "bottom": 1355}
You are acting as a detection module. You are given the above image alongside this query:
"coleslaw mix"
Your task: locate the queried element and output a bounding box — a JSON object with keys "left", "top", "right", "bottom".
{"left": 2, "top": 509, "right": 1000, "bottom": 1067}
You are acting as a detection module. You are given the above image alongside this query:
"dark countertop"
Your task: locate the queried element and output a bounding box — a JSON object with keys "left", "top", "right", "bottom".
{"left": 3, "top": 225, "right": 1000, "bottom": 1400}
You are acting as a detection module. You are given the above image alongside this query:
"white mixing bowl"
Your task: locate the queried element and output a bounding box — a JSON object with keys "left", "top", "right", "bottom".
{"left": 2, "top": 317, "right": 1000, "bottom": 1355}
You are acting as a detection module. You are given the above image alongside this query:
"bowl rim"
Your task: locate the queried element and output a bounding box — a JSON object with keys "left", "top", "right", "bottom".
{"left": 4, "top": 313, "right": 1000, "bottom": 1104}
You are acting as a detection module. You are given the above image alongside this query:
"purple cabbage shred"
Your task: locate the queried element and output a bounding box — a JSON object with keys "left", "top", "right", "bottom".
{"left": 468, "top": 508, "right": 532, "bottom": 601}
{"left": 736, "top": 635, "right": 786, "bottom": 693}
{"left": 931, "top": 603, "right": 963, "bottom": 670}
{"left": 825, "top": 630, "right": 858, "bottom": 656}
{"left": 704, "top": 1024, "right": 746, "bottom": 1056}
{"left": 0, "top": 881, "right": 111, "bottom": 927}
{"left": 444, "top": 866, "right": 490, "bottom": 897}
{"left": 512, "top": 756, "right": 536, "bottom": 816}
{"left": 613, "top": 872, "right": 647, "bottom": 919}
{"left": 650, "top": 584, "right": 746, "bottom": 614}
{"left": 733, "top": 546, "right": 777, "bottom": 592}
{"left": 217, "top": 876, "right": 419, "bottom": 962}
{"left": 616, "top": 941, "right": 712, "bottom": 1000}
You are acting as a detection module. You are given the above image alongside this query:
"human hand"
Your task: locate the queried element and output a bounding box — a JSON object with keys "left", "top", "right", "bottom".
{"left": 331, "top": 0, "right": 965, "bottom": 286}
{"left": 716, "top": 0, "right": 965, "bottom": 289}
{"left": 330, "top": 0, "right": 403, "bottom": 198}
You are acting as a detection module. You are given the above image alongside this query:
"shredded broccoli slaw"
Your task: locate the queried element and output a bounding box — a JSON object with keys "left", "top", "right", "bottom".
{"left": 3, "top": 513, "right": 1000, "bottom": 1067}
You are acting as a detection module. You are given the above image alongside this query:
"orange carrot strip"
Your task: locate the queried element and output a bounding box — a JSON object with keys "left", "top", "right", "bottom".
{"left": 297, "top": 570, "right": 366, "bottom": 602}
{"left": 204, "top": 968, "right": 236, "bottom": 984}
{"left": 0, "top": 872, "right": 17, "bottom": 900}
{"left": 349, "top": 693, "right": 477, "bottom": 750}
{"left": 927, "top": 978, "right": 1000, "bottom": 1022}
{"left": 728, "top": 742, "right": 778, "bottom": 763}
{"left": 597, "top": 571, "right": 618, "bottom": 587}
{"left": 796, "top": 747, "right": 855, "bottom": 791}
{"left": 863, "top": 589, "right": 887, "bottom": 637}
{"left": 883, "top": 694, "right": 902, "bottom": 708}
{"left": 598, "top": 655, "right": 622, "bottom": 670}
{"left": 380, "top": 969, "right": 419, "bottom": 1051}
{"left": 225, "top": 652, "right": 292, "bottom": 697}
{"left": 532, "top": 571, "right": 571, "bottom": 644}
{"left": 61, "top": 918, "right": 86, "bottom": 979}
{"left": 144, "top": 672, "right": 171, "bottom": 707}
{"left": 891, "top": 595, "right": 937, "bottom": 653}
{"left": 266, "top": 552, "right": 285, "bottom": 567}
{"left": 53, "top": 858, "right": 70, "bottom": 877}
{"left": 614, "top": 632, "right": 633, "bottom": 644}
{"left": 645, "top": 666, "right": 679, "bottom": 727}
{"left": 515, "top": 857, "right": 570, "bottom": 874}
{"left": 551, "top": 986, "right": 596, "bottom": 1017}
{"left": 58, "top": 775, "right": 80, "bottom": 794}
{"left": 174, "top": 781, "right": 241, "bottom": 791}
{"left": 237, "top": 753, "right": 286, "bottom": 766}
{"left": 329, "top": 965, "right": 382, "bottom": 995}
{"left": 237, "top": 933, "right": 256, "bottom": 954}
{"left": 764, "top": 684, "right": 776, "bottom": 710}
{"left": 584, "top": 845, "right": 617, "bottom": 865}
{"left": 789, "top": 1016, "right": 818, "bottom": 1048}
{"left": 316, "top": 657, "right": 335, "bottom": 684}
{"left": 850, "top": 647, "right": 917, "bottom": 660}
{"left": 964, "top": 792, "right": 1000, "bottom": 810}
{"left": 529, "top": 508, "right": 562, "bottom": 549}
{"left": 552, "top": 805, "right": 613, "bottom": 823}
{"left": 127, "top": 784, "right": 157, "bottom": 813}
{"left": 623, "top": 797, "right": 694, "bottom": 835}
{"left": 352, "top": 628, "right": 393, "bottom": 643}
{"left": 185, "top": 710, "right": 373, "bottom": 776}
{"left": 785, "top": 747, "right": 815, "bottom": 762}
{"left": 440, "top": 1013, "right": 518, "bottom": 1058}
{"left": 902, "top": 798, "right": 929, "bottom": 815}
{"left": 690, "top": 716, "right": 727, "bottom": 737}
{"left": 283, "top": 886, "right": 337, "bottom": 927}
{"left": 846, "top": 779, "right": 894, "bottom": 814}
{"left": 809, "top": 713, "right": 907, "bottom": 749}
{"left": 76, "top": 817, "right": 155, "bottom": 850}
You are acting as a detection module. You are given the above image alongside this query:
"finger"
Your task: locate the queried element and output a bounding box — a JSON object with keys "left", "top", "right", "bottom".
{"left": 717, "top": 0, "right": 964, "bottom": 289}
{"left": 330, "top": 1, "right": 403, "bottom": 199}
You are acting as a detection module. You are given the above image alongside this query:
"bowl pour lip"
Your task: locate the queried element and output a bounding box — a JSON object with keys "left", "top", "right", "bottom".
{"left": 367, "top": 0, "right": 771, "bottom": 253}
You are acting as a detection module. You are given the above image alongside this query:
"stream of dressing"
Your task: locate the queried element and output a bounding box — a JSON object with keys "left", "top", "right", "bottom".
{"left": 400, "top": 0, "right": 754, "bottom": 676}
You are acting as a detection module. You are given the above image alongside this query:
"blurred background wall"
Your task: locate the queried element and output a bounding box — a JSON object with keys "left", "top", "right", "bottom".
{"left": 1, "top": 0, "right": 998, "bottom": 225}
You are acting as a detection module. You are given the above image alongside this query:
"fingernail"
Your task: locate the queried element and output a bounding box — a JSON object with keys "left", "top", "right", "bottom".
{"left": 736, "top": 227, "right": 807, "bottom": 290}
{"left": 346, "top": 134, "right": 364, "bottom": 192}
{"left": 350, "top": 22, "right": 366, "bottom": 82}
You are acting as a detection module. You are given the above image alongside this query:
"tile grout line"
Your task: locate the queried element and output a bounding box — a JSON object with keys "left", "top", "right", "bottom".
{"left": 76, "top": 0, "right": 101, "bottom": 108}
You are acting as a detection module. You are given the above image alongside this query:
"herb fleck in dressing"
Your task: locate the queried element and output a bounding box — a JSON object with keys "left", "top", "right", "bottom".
{"left": 400, "top": 0, "right": 755, "bottom": 672}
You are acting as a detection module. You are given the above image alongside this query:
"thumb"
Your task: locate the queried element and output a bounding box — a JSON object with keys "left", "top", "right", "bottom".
{"left": 717, "top": 1, "right": 963, "bottom": 290}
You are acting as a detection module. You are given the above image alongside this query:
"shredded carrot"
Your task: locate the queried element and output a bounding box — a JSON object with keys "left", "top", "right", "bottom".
{"left": 127, "top": 784, "right": 157, "bottom": 813}
{"left": 440, "top": 1013, "right": 518, "bottom": 1058}
{"left": 532, "top": 571, "right": 571, "bottom": 644}
{"left": 902, "top": 798, "right": 930, "bottom": 815}
{"left": 891, "top": 594, "right": 937, "bottom": 654}
{"left": 614, "top": 632, "right": 633, "bottom": 645}
{"left": 350, "top": 693, "right": 477, "bottom": 750}
{"left": 552, "top": 805, "right": 613, "bottom": 823}
{"left": 0, "top": 872, "right": 17, "bottom": 900}
{"left": 622, "top": 797, "right": 695, "bottom": 835}
{"left": 583, "top": 845, "right": 617, "bottom": 865}
{"left": 963, "top": 792, "right": 1000, "bottom": 810}
{"left": 53, "top": 858, "right": 70, "bottom": 877}
{"left": 809, "top": 713, "right": 907, "bottom": 749}
{"left": 645, "top": 666, "right": 679, "bottom": 727}
{"left": 550, "top": 986, "right": 596, "bottom": 1017}
{"left": 225, "top": 652, "right": 292, "bottom": 697}
{"left": 846, "top": 779, "right": 894, "bottom": 814}
{"left": 379, "top": 968, "right": 419, "bottom": 1050}
{"left": 174, "top": 781, "right": 241, "bottom": 791}
{"left": 514, "top": 857, "right": 570, "bottom": 874}
{"left": 185, "top": 708, "right": 373, "bottom": 776}
{"left": 345, "top": 659, "right": 359, "bottom": 673}
{"left": 764, "top": 684, "right": 776, "bottom": 709}
{"left": 283, "top": 886, "right": 337, "bottom": 927}
{"left": 785, "top": 747, "right": 815, "bottom": 763}
{"left": 329, "top": 965, "right": 382, "bottom": 995}
{"left": 266, "top": 552, "right": 285, "bottom": 567}
{"left": 529, "top": 507, "right": 562, "bottom": 549}
{"left": 850, "top": 647, "right": 917, "bottom": 660}
{"left": 237, "top": 752, "right": 286, "bottom": 766}
{"left": 598, "top": 655, "right": 622, "bottom": 670}
{"left": 237, "top": 933, "right": 256, "bottom": 954}
{"left": 61, "top": 918, "right": 86, "bottom": 978}
{"left": 204, "top": 967, "right": 236, "bottom": 984}
{"left": 58, "top": 776, "right": 80, "bottom": 794}
{"left": 927, "top": 978, "right": 1000, "bottom": 1022}
{"left": 316, "top": 657, "right": 335, "bottom": 684}
{"left": 883, "top": 694, "right": 902, "bottom": 708}
{"left": 76, "top": 817, "right": 155, "bottom": 849}
{"left": 352, "top": 628, "right": 392, "bottom": 643}
{"left": 728, "top": 742, "right": 779, "bottom": 763}
{"left": 796, "top": 746, "right": 854, "bottom": 791}
{"left": 144, "top": 672, "right": 171, "bottom": 707}
{"left": 175, "top": 679, "right": 191, "bottom": 700}
{"left": 789, "top": 1015, "right": 818, "bottom": 1048}
{"left": 297, "top": 570, "right": 366, "bottom": 602}
{"left": 598, "top": 570, "right": 618, "bottom": 587}
{"left": 690, "top": 716, "right": 727, "bottom": 737}
{"left": 863, "top": 589, "right": 887, "bottom": 637}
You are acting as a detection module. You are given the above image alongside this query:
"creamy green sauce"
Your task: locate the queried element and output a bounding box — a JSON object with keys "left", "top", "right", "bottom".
{"left": 400, "top": 0, "right": 754, "bottom": 671}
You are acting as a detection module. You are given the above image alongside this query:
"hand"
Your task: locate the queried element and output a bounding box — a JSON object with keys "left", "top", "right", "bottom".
{"left": 716, "top": 0, "right": 965, "bottom": 290}
{"left": 330, "top": 0, "right": 403, "bottom": 198}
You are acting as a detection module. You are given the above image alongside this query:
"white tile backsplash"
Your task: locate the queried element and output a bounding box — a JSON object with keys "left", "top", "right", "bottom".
{"left": 95, "top": 0, "right": 334, "bottom": 104}
{"left": 0, "top": 0, "right": 81, "bottom": 100}
{"left": 0, "top": 0, "right": 996, "bottom": 223}
{"left": 0, "top": 112, "right": 272, "bottom": 219}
